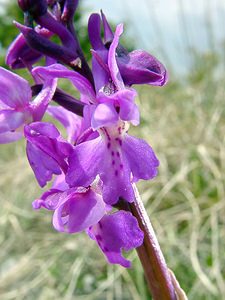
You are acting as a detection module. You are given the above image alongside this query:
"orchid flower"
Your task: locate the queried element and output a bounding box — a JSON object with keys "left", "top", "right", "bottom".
{"left": 89, "top": 11, "right": 168, "bottom": 86}
{"left": 0, "top": 67, "right": 57, "bottom": 144}
{"left": 33, "top": 173, "right": 144, "bottom": 267}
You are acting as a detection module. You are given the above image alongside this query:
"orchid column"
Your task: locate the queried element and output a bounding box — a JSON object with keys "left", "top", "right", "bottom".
{"left": 1, "top": 0, "right": 187, "bottom": 299}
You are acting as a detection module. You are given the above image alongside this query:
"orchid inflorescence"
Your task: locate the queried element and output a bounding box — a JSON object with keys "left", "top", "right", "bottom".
{"left": 1, "top": 0, "right": 168, "bottom": 268}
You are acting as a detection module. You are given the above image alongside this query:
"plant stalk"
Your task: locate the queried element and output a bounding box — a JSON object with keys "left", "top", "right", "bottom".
{"left": 129, "top": 184, "right": 186, "bottom": 300}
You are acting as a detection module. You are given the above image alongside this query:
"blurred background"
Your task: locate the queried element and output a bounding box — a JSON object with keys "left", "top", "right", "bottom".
{"left": 0, "top": 0, "right": 225, "bottom": 299}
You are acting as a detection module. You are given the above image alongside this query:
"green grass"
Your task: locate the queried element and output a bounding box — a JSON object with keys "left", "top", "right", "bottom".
{"left": 0, "top": 58, "right": 225, "bottom": 300}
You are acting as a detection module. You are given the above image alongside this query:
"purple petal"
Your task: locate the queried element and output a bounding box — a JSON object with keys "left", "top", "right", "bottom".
{"left": 91, "top": 103, "right": 118, "bottom": 130}
{"left": 88, "top": 14, "right": 110, "bottom": 93}
{"left": 32, "top": 173, "right": 70, "bottom": 209}
{"left": 6, "top": 26, "right": 52, "bottom": 69}
{"left": 47, "top": 105, "right": 83, "bottom": 143}
{"left": 89, "top": 211, "right": 144, "bottom": 268}
{"left": 25, "top": 122, "right": 73, "bottom": 159}
{"left": 61, "top": 0, "right": 79, "bottom": 22}
{"left": 6, "top": 33, "right": 42, "bottom": 69}
{"left": 53, "top": 188, "right": 106, "bottom": 233}
{"left": 0, "top": 67, "right": 31, "bottom": 108}
{"left": 25, "top": 122, "right": 73, "bottom": 187}
{"left": 31, "top": 78, "right": 57, "bottom": 121}
{"left": 26, "top": 122, "right": 60, "bottom": 138}
{"left": 76, "top": 105, "right": 99, "bottom": 143}
{"left": 98, "top": 88, "right": 139, "bottom": 126}
{"left": 119, "top": 99, "right": 140, "bottom": 126}
{"left": 15, "top": 22, "right": 79, "bottom": 70}
{"left": 26, "top": 141, "right": 62, "bottom": 187}
{"left": 32, "top": 189, "right": 65, "bottom": 210}
{"left": 0, "top": 131, "right": 23, "bottom": 144}
{"left": 66, "top": 136, "right": 105, "bottom": 187}
{"left": 91, "top": 50, "right": 110, "bottom": 93}
{"left": 123, "top": 134, "right": 159, "bottom": 181}
{"left": 101, "top": 10, "right": 114, "bottom": 43}
{"left": 117, "top": 50, "right": 168, "bottom": 86}
{"left": 0, "top": 110, "right": 26, "bottom": 133}
{"left": 32, "top": 64, "right": 96, "bottom": 104}
{"left": 108, "top": 24, "right": 124, "bottom": 90}
{"left": 100, "top": 151, "right": 135, "bottom": 205}
{"left": 88, "top": 14, "right": 105, "bottom": 50}
{"left": 52, "top": 173, "right": 70, "bottom": 191}
{"left": 66, "top": 135, "right": 135, "bottom": 205}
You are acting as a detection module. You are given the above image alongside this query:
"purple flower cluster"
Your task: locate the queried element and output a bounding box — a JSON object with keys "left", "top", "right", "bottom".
{"left": 0, "top": 0, "right": 168, "bottom": 267}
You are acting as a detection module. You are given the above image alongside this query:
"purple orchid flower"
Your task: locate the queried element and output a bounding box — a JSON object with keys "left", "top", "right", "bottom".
{"left": 24, "top": 122, "right": 73, "bottom": 187}
{"left": 88, "top": 11, "right": 168, "bottom": 87}
{"left": 31, "top": 25, "right": 159, "bottom": 205}
{"left": 0, "top": 67, "right": 57, "bottom": 144}
{"left": 33, "top": 62, "right": 139, "bottom": 129}
{"left": 6, "top": 26, "right": 52, "bottom": 69}
{"left": 32, "top": 23, "right": 140, "bottom": 129}
{"left": 66, "top": 120, "right": 159, "bottom": 205}
{"left": 33, "top": 174, "right": 106, "bottom": 231}
{"left": 24, "top": 102, "right": 98, "bottom": 188}
{"left": 90, "top": 23, "right": 140, "bottom": 129}
{"left": 31, "top": 23, "right": 139, "bottom": 130}
{"left": 33, "top": 174, "right": 144, "bottom": 267}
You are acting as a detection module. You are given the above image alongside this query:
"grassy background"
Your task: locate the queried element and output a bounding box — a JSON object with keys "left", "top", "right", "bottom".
{"left": 0, "top": 1, "right": 225, "bottom": 300}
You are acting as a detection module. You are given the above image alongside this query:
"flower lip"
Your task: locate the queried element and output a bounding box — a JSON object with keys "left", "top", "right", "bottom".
{"left": 89, "top": 210, "right": 144, "bottom": 268}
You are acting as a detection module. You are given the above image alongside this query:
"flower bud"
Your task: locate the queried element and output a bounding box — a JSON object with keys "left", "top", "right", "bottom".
{"left": 6, "top": 27, "right": 52, "bottom": 69}
{"left": 18, "top": 0, "right": 47, "bottom": 17}
{"left": 61, "top": 0, "right": 79, "bottom": 23}
{"left": 14, "top": 22, "right": 78, "bottom": 68}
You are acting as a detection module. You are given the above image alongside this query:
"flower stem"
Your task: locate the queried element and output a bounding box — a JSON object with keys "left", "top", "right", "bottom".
{"left": 129, "top": 184, "right": 187, "bottom": 300}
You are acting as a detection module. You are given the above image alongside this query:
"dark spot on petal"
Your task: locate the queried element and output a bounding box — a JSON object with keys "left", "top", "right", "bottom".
{"left": 107, "top": 142, "right": 111, "bottom": 149}
{"left": 96, "top": 234, "right": 102, "bottom": 241}
{"left": 115, "top": 138, "right": 122, "bottom": 146}
{"left": 98, "top": 222, "right": 102, "bottom": 229}
{"left": 120, "top": 164, "right": 123, "bottom": 169}
{"left": 103, "top": 246, "right": 109, "bottom": 252}
{"left": 115, "top": 170, "right": 118, "bottom": 176}
{"left": 112, "top": 160, "right": 115, "bottom": 166}
{"left": 116, "top": 152, "right": 120, "bottom": 157}
{"left": 111, "top": 151, "right": 115, "bottom": 156}
{"left": 115, "top": 106, "right": 120, "bottom": 113}
{"left": 104, "top": 129, "right": 111, "bottom": 140}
